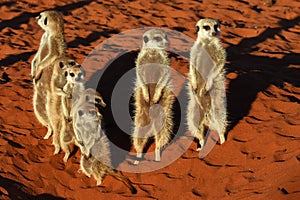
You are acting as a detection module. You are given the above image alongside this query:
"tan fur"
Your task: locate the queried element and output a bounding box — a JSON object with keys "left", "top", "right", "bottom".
{"left": 32, "top": 10, "right": 65, "bottom": 139}
{"left": 74, "top": 101, "right": 136, "bottom": 193}
{"left": 41, "top": 56, "right": 81, "bottom": 158}
{"left": 187, "top": 18, "right": 227, "bottom": 150}
{"left": 132, "top": 29, "right": 175, "bottom": 164}
{"left": 31, "top": 10, "right": 66, "bottom": 78}
{"left": 71, "top": 88, "right": 106, "bottom": 154}
{"left": 61, "top": 66, "right": 85, "bottom": 122}
{"left": 59, "top": 64, "right": 85, "bottom": 162}
{"left": 32, "top": 63, "right": 53, "bottom": 139}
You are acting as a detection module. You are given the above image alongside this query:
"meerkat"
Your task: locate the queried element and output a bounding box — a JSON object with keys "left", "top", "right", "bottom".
{"left": 71, "top": 90, "right": 106, "bottom": 157}
{"left": 31, "top": 10, "right": 66, "bottom": 79}
{"left": 58, "top": 65, "right": 86, "bottom": 162}
{"left": 32, "top": 10, "right": 65, "bottom": 138}
{"left": 132, "top": 29, "right": 175, "bottom": 165}
{"left": 74, "top": 102, "right": 136, "bottom": 194}
{"left": 187, "top": 18, "right": 227, "bottom": 151}
{"left": 37, "top": 56, "right": 80, "bottom": 156}
{"left": 71, "top": 88, "right": 106, "bottom": 149}
{"left": 61, "top": 65, "right": 85, "bottom": 122}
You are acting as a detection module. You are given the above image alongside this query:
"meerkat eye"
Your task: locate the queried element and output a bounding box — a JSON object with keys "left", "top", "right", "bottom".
{"left": 89, "top": 110, "right": 96, "bottom": 115}
{"left": 59, "top": 61, "right": 64, "bottom": 68}
{"left": 154, "top": 36, "right": 162, "bottom": 42}
{"left": 70, "top": 73, "right": 75, "bottom": 77}
{"left": 78, "top": 110, "right": 84, "bottom": 117}
{"left": 203, "top": 25, "right": 211, "bottom": 31}
{"left": 44, "top": 17, "right": 48, "bottom": 25}
{"left": 69, "top": 61, "right": 76, "bottom": 66}
{"left": 64, "top": 71, "right": 68, "bottom": 76}
{"left": 143, "top": 36, "right": 149, "bottom": 43}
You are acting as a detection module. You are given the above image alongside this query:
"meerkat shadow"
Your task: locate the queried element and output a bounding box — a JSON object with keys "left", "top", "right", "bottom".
{"left": 85, "top": 51, "right": 139, "bottom": 167}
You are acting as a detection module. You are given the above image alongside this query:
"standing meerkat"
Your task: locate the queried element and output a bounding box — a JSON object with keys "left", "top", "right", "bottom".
{"left": 74, "top": 101, "right": 136, "bottom": 194}
{"left": 71, "top": 88, "right": 106, "bottom": 152}
{"left": 187, "top": 18, "right": 227, "bottom": 151}
{"left": 39, "top": 56, "right": 81, "bottom": 155}
{"left": 32, "top": 10, "right": 65, "bottom": 138}
{"left": 58, "top": 65, "right": 85, "bottom": 162}
{"left": 31, "top": 10, "right": 66, "bottom": 79}
{"left": 61, "top": 65, "right": 85, "bottom": 122}
{"left": 132, "top": 29, "right": 175, "bottom": 165}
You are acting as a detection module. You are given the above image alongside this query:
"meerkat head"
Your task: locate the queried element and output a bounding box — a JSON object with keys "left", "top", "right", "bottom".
{"left": 195, "top": 18, "right": 220, "bottom": 43}
{"left": 77, "top": 103, "right": 103, "bottom": 141}
{"left": 36, "top": 10, "right": 64, "bottom": 33}
{"left": 83, "top": 88, "right": 107, "bottom": 108}
{"left": 142, "top": 29, "right": 169, "bottom": 49}
{"left": 64, "top": 66, "right": 85, "bottom": 84}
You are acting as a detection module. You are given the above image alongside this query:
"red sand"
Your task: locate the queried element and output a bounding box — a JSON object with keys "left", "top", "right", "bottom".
{"left": 0, "top": 0, "right": 300, "bottom": 199}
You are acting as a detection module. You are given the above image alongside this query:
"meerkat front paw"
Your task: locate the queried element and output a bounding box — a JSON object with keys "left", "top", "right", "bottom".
{"left": 191, "top": 78, "right": 198, "bottom": 92}
{"left": 153, "top": 88, "right": 162, "bottom": 104}
{"left": 142, "top": 86, "right": 150, "bottom": 103}
{"left": 65, "top": 116, "right": 72, "bottom": 123}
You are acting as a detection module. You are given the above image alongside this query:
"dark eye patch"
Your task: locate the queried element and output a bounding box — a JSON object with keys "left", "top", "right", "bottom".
{"left": 59, "top": 61, "right": 64, "bottom": 68}
{"left": 69, "top": 61, "right": 76, "bottom": 66}
{"left": 203, "top": 25, "right": 211, "bottom": 31}
{"left": 44, "top": 17, "right": 48, "bottom": 25}
{"left": 78, "top": 110, "right": 84, "bottom": 117}
{"left": 64, "top": 71, "right": 68, "bottom": 76}
{"left": 143, "top": 36, "right": 149, "bottom": 43}
{"left": 70, "top": 73, "right": 75, "bottom": 77}
{"left": 89, "top": 110, "right": 96, "bottom": 115}
{"left": 154, "top": 36, "right": 162, "bottom": 42}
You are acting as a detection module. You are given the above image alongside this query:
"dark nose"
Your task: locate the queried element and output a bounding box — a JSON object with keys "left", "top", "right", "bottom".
{"left": 75, "top": 76, "right": 81, "bottom": 81}
{"left": 212, "top": 32, "right": 216, "bottom": 36}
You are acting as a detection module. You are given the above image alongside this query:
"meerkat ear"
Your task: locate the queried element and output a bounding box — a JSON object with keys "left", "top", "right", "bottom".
{"left": 143, "top": 35, "right": 149, "bottom": 43}
{"left": 59, "top": 61, "right": 64, "bottom": 68}
{"left": 195, "top": 25, "right": 200, "bottom": 33}
{"left": 44, "top": 17, "right": 48, "bottom": 25}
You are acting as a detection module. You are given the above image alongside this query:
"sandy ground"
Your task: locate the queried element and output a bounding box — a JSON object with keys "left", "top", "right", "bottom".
{"left": 0, "top": 0, "right": 300, "bottom": 199}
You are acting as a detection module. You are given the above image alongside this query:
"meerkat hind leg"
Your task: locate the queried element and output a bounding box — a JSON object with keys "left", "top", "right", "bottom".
{"left": 43, "top": 127, "right": 53, "bottom": 139}
{"left": 133, "top": 137, "right": 148, "bottom": 165}
{"left": 154, "top": 131, "right": 170, "bottom": 161}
